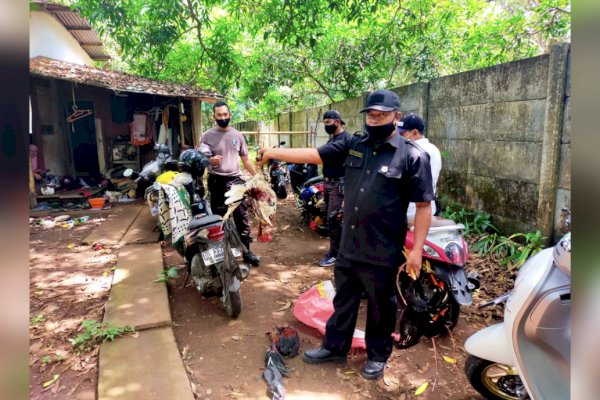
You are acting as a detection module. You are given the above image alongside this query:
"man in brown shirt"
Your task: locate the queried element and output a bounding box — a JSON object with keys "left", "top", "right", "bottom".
{"left": 199, "top": 101, "right": 261, "bottom": 266}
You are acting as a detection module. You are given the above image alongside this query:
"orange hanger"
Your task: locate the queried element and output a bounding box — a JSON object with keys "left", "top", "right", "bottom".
{"left": 66, "top": 104, "right": 92, "bottom": 123}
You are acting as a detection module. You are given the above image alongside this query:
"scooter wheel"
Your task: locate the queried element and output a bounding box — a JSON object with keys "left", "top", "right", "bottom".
{"left": 224, "top": 290, "right": 242, "bottom": 318}
{"left": 464, "top": 355, "right": 526, "bottom": 400}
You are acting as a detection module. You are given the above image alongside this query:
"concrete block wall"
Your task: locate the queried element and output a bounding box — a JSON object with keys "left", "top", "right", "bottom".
{"left": 429, "top": 54, "right": 551, "bottom": 233}
{"left": 554, "top": 50, "right": 571, "bottom": 239}
{"left": 239, "top": 44, "right": 571, "bottom": 240}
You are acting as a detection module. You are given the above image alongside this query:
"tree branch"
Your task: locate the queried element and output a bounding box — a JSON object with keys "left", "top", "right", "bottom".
{"left": 300, "top": 58, "right": 334, "bottom": 102}
{"left": 184, "top": 0, "right": 211, "bottom": 59}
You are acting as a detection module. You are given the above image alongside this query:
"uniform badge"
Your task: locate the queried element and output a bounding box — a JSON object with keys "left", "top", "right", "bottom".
{"left": 349, "top": 149, "right": 363, "bottom": 158}
{"left": 231, "top": 138, "right": 238, "bottom": 146}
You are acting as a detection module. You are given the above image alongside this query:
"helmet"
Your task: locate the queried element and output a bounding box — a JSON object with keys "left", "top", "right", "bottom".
{"left": 179, "top": 149, "right": 209, "bottom": 177}
{"left": 395, "top": 270, "right": 456, "bottom": 349}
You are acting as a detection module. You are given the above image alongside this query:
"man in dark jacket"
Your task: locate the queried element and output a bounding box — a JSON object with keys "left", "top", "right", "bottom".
{"left": 257, "top": 90, "right": 433, "bottom": 380}
{"left": 319, "top": 110, "right": 351, "bottom": 267}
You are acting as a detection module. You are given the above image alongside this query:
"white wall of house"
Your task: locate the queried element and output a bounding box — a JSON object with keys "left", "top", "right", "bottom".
{"left": 29, "top": 11, "right": 94, "bottom": 66}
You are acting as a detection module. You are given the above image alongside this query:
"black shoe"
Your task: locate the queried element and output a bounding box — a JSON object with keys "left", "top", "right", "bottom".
{"left": 302, "top": 347, "right": 347, "bottom": 364}
{"left": 361, "top": 361, "right": 386, "bottom": 380}
{"left": 243, "top": 251, "right": 260, "bottom": 267}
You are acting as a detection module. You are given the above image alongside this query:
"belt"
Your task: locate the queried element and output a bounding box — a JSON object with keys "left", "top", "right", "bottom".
{"left": 324, "top": 177, "right": 340, "bottom": 182}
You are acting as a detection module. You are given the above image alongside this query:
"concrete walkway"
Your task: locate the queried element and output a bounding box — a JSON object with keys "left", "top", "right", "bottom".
{"left": 96, "top": 204, "right": 194, "bottom": 400}
{"left": 83, "top": 204, "right": 145, "bottom": 246}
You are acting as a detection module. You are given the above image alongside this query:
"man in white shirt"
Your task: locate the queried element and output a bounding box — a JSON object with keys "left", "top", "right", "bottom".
{"left": 397, "top": 113, "right": 441, "bottom": 217}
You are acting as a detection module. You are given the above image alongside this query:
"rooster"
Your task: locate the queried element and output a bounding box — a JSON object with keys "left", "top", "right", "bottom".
{"left": 224, "top": 174, "right": 277, "bottom": 242}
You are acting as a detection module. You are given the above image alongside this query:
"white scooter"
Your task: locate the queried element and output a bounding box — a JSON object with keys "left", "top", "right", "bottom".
{"left": 464, "top": 209, "right": 571, "bottom": 400}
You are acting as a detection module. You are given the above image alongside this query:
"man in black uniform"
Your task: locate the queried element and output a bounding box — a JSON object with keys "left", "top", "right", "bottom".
{"left": 257, "top": 90, "right": 433, "bottom": 380}
{"left": 319, "top": 110, "right": 351, "bottom": 267}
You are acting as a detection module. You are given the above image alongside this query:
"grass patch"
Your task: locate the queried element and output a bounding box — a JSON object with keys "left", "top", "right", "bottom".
{"left": 70, "top": 320, "right": 135, "bottom": 352}
{"left": 441, "top": 198, "right": 546, "bottom": 270}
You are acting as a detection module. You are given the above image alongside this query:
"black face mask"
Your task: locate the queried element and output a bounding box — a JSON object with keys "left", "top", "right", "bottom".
{"left": 324, "top": 124, "right": 337, "bottom": 134}
{"left": 366, "top": 122, "right": 396, "bottom": 142}
{"left": 216, "top": 118, "right": 230, "bottom": 128}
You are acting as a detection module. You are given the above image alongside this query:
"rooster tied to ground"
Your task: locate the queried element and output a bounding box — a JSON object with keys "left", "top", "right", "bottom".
{"left": 262, "top": 325, "right": 300, "bottom": 400}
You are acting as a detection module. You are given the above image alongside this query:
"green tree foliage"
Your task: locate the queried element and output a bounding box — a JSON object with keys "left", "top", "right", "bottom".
{"left": 70, "top": 0, "right": 570, "bottom": 120}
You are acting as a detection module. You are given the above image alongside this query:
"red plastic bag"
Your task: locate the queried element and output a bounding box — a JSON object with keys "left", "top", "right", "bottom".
{"left": 293, "top": 280, "right": 366, "bottom": 349}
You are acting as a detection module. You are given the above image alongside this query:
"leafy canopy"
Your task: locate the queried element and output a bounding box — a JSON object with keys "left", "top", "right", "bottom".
{"left": 68, "top": 0, "right": 570, "bottom": 120}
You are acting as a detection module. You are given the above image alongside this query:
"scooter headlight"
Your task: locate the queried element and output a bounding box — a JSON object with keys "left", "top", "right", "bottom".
{"left": 423, "top": 244, "right": 441, "bottom": 258}
{"left": 444, "top": 242, "right": 466, "bottom": 267}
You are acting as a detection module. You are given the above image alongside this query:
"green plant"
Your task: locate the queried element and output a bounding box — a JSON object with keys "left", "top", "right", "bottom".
{"left": 155, "top": 266, "right": 179, "bottom": 283}
{"left": 474, "top": 230, "right": 547, "bottom": 270}
{"left": 497, "top": 230, "right": 546, "bottom": 270}
{"left": 73, "top": 0, "right": 570, "bottom": 122}
{"left": 70, "top": 320, "right": 135, "bottom": 352}
{"left": 471, "top": 232, "right": 500, "bottom": 255}
{"left": 471, "top": 212, "right": 499, "bottom": 235}
{"left": 441, "top": 199, "right": 499, "bottom": 237}
{"left": 443, "top": 202, "right": 545, "bottom": 271}
{"left": 40, "top": 353, "right": 67, "bottom": 369}
{"left": 31, "top": 314, "right": 45, "bottom": 327}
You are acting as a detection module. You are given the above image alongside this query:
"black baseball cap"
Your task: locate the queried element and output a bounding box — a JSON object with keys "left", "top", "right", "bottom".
{"left": 323, "top": 109, "right": 345, "bottom": 125}
{"left": 360, "top": 89, "right": 401, "bottom": 113}
{"left": 397, "top": 113, "right": 425, "bottom": 133}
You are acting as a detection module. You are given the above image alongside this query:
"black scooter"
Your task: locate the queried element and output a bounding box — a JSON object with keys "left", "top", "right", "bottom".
{"left": 267, "top": 141, "right": 288, "bottom": 199}
{"left": 148, "top": 149, "right": 250, "bottom": 318}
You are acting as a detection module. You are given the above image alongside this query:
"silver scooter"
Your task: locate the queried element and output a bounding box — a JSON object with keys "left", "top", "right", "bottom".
{"left": 464, "top": 209, "right": 571, "bottom": 399}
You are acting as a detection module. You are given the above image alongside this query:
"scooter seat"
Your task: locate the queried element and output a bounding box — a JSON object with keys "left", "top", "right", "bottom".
{"left": 406, "top": 215, "right": 458, "bottom": 229}
{"left": 188, "top": 214, "right": 222, "bottom": 230}
{"left": 303, "top": 175, "right": 324, "bottom": 187}
{"left": 431, "top": 217, "right": 457, "bottom": 228}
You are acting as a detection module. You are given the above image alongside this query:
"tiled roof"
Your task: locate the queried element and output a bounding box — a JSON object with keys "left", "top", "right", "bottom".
{"left": 30, "top": 57, "right": 223, "bottom": 101}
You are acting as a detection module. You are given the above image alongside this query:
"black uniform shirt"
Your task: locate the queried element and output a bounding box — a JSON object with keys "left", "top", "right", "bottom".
{"left": 317, "top": 132, "right": 434, "bottom": 267}
{"left": 321, "top": 130, "right": 352, "bottom": 179}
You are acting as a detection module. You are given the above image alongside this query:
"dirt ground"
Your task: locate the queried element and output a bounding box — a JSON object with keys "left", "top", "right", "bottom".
{"left": 29, "top": 208, "right": 117, "bottom": 399}
{"left": 165, "top": 196, "right": 511, "bottom": 400}
{"left": 28, "top": 196, "right": 513, "bottom": 400}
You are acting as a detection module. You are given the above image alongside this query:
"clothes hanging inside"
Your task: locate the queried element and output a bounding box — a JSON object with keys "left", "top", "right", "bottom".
{"left": 130, "top": 112, "right": 152, "bottom": 146}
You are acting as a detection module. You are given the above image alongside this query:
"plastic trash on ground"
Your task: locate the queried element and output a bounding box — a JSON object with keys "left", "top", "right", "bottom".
{"left": 293, "top": 280, "right": 366, "bottom": 349}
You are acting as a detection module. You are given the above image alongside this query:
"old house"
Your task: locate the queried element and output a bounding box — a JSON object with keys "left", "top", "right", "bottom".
{"left": 29, "top": 1, "right": 222, "bottom": 205}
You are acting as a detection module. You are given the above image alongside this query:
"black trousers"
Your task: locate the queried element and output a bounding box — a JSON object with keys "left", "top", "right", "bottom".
{"left": 323, "top": 180, "right": 344, "bottom": 257}
{"left": 322, "top": 256, "right": 398, "bottom": 362}
{"left": 207, "top": 174, "right": 252, "bottom": 249}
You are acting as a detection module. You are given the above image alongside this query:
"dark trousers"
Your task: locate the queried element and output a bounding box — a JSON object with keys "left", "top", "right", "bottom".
{"left": 207, "top": 174, "right": 252, "bottom": 249}
{"left": 322, "top": 257, "right": 398, "bottom": 362}
{"left": 323, "top": 180, "right": 344, "bottom": 257}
